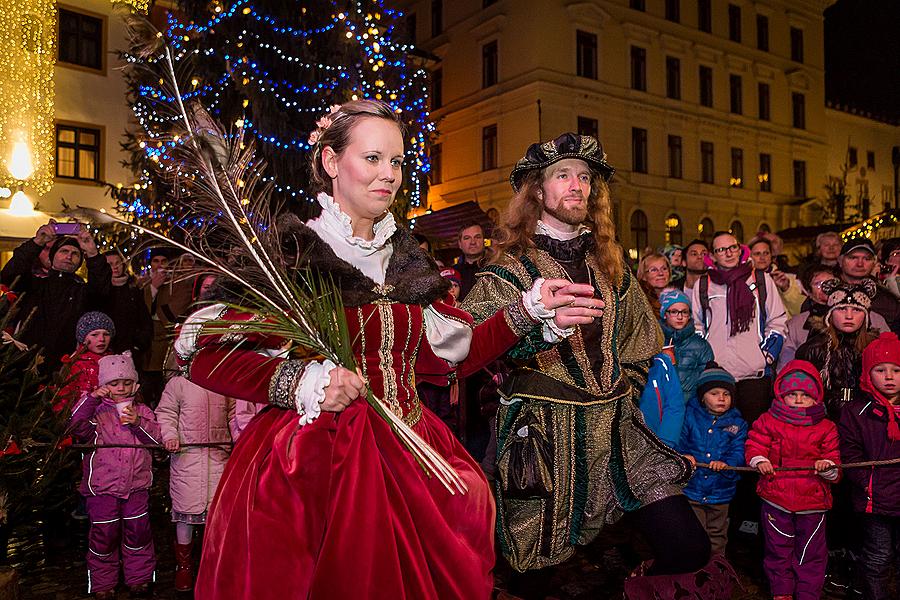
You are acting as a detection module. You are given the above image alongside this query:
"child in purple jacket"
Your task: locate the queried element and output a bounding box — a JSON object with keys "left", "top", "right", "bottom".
{"left": 68, "top": 351, "right": 161, "bottom": 599}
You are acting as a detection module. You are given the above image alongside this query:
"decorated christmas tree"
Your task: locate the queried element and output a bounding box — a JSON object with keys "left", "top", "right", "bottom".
{"left": 116, "top": 0, "right": 433, "bottom": 234}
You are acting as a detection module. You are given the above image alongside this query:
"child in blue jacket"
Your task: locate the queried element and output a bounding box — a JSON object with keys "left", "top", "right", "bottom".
{"left": 639, "top": 351, "right": 685, "bottom": 448}
{"left": 677, "top": 362, "right": 748, "bottom": 555}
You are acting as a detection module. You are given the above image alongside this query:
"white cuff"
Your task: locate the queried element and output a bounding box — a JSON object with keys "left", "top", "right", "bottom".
{"left": 294, "top": 359, "right": 337, "bottom": 426}
{"left": 818, "top": 459, "right": 839, "bottom": 480}
{"left": 521, "top": 278, "right": 575, "bottom": 343}
{"left": 748, "top": 455, "right": 770, "bottom": 469}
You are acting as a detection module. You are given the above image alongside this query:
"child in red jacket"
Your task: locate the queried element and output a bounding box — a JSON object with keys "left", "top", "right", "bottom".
{"left": 57, "top": 311, "right": 115, "bottom": 413}
{"left": 746, "top": 359, "right": 841, "bottom": 600}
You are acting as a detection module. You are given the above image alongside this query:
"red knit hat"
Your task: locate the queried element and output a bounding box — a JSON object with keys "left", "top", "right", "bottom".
{"left": 861, "top": 332, "right": 900, "bottom": 441}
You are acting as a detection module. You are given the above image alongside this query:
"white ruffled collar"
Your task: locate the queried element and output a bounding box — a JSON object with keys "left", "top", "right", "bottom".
{"left": 535, "top": 219, "right": 590, "bottom": 241}
{"left": 313, "top": 192, "right": 397, "bottom": 250}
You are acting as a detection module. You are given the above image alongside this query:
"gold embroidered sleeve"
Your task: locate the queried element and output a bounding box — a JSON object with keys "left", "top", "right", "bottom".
{"left": 617, "top": 276, "right": 664, "bottom": 391}
{"left": 460, "top": 271, "right": 525, "bottom": 326}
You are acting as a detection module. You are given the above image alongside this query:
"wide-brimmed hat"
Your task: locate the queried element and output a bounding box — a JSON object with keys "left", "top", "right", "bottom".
{"left": 509, "top": 132, "right": 615, "bottom": 192}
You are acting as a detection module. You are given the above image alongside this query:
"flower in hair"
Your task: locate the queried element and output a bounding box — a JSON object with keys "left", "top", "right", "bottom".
{"left": 308, "top": 104, "right": 345, "bottom": 145}
{"left": 307, "top": 129, "right": 321, "bottom": 145}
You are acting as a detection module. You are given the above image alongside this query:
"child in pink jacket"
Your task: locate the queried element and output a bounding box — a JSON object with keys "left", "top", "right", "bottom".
{"left": 155, "top": 375, "right": 235, "bottom": 592}
{"left": 68, "top": 352, "right": 161, "bottom": 599}
{"left": 746, "top": 359, "right": 841, "bottom": 600}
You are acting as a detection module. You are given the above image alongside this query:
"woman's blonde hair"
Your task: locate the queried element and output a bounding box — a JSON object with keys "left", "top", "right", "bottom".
{"left": 308, "top": 100, "right": 406, "bottom": 195}
{"left": 490, "top": 168, "right": 624, "bottom": 284}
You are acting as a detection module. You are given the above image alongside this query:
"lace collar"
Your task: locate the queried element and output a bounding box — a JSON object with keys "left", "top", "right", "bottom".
{"left": 535, "top": 219, "right": 590, "bottom": 241}
{"left": 313, "top": 192, "right": 397, "bottom": 250}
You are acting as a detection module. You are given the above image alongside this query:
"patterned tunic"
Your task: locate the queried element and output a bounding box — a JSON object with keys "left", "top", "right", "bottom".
{"left": 462, "top": 232, "right": 691, "bottom": 571}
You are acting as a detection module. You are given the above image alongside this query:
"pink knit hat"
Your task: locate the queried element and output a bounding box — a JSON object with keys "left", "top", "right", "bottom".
{"left": 98, "top": 351, "right": 139, "bottom": 386}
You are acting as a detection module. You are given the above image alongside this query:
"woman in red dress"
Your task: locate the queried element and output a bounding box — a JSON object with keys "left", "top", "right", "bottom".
{"left": 173, "top": 100, "right": 603, "bottom": 600}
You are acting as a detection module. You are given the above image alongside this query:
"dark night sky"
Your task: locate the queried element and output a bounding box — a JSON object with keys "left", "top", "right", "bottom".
{"left": 825, "top": 0, "right": 900, "bottom": 122}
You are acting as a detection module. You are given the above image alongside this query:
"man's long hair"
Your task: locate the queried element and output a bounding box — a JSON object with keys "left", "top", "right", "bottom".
{"left": 490, "top": 169, "right": 624, "bottom": 284}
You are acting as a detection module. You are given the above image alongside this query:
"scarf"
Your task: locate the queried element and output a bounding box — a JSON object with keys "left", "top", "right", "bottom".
{"left": 769, "top": 398, "right": 827, "bottom": 426}
{"left": 111, "top": 274, "right": 130, "bottom": 287}
{"left": 707, "top": 260, "right": 755, "bottom": 337}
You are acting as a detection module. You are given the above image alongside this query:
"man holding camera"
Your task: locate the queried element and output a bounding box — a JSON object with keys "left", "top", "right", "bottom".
{"left": 0, "top": 220, "right": 111, "bottom": 371}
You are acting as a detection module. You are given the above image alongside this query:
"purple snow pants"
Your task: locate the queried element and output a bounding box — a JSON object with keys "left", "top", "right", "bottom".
{"left": 86, "top": 491, "right": 156, "bottom": 593}
{"left": 761, "top": 502, "right": 827, "bottom": 600}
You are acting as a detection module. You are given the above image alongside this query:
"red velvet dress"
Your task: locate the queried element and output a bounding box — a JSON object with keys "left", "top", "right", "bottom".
{"left": 184, "top": 299, "right": 518, "bottom": 600}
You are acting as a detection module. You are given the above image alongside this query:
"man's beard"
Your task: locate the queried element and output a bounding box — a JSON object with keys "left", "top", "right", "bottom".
{"left": 543, "top": 197, "right": 588, "bottom": 225}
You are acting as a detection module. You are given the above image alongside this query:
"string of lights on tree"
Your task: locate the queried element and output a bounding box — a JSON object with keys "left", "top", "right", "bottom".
{"left": 118, "top": 0, "right": 434, "bottom": 235}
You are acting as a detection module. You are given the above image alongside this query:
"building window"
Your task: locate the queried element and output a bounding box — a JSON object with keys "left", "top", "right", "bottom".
{"left": 665, "top": 56, "right": 681, "bottom": 99}
{"left": 406, "top": 13, "right": 417, "bottom": 44}
{"left": 793, "top": 160, "right": 807, "bottom": 197}
{"left": 481, "top": 125, "right": 497, "bottom": 171}
{"left": 729, "top": 74, "right": 743, "bottom": 114}
{"left": 482, "top": 125, "right": 498, "bottom": 171}
{"left": 632, "top": 127, "right": 648, "bottom": 174}
{"left": 577, "top": 116, "right": 598, "bottom": 139}
{"left": 756, "top": 14, "right": 769, "bottom": 51}
{"left": 429, "top": 143, "right": 442, "bottom": 184}
{"left": 630, "top": 0, "right": 646, "bottom": 10}
{"left": 666, "top": 214, "right": 683, "bottom": 245}
{"left": 758, "top": 153, "right": 772, "bottom": 192}
{"left": 431, "top": 68, "right": 443, "bottom": 109}
{"left": 630, "top": 46, "right": 647, "bottom": 91}
{"left": 576, "top": 30, "right": 598, "bottom": 80}
{"left": 668, "top": 135, "right": 683, "bottom": 179}
{"left": 431, "top": 0, "right": 443, "bottom": 36}
{"left": 55, "top": 124, "right": 101, "bottom": 181}
{"left": 728, "top": 4, "right": 741, "bottom": 43}
{"left": 699, "top": 217, "right": 715, "bottom": 245}
{"left": 790, "top": 27, "right": 804, "bottom": 63}
{"left": 867, "top": 151, "right": 876, "bottom": 170}
{"left": 631, "top": 210, "right": 648, "bottom": 256}
{"left": 758, "top": 82, "right": 771, "bottom": 121}
{"left": 848, "top": 147, "right": 858, "bottom": 168}
{"left": 58, "top": 8, "right": 103, "bottom": 70}
{"left": 698, "top": 0, "right": 712, "bottom": 33}
{"left": 665, "top": 0, "right": 680, "bottom": 23}
{"left": 730, "top": 220, "right": 744, "bottom": 242}
{"left": 482, "top": 41, "right": 498, "bottom": 88}
{"left": 699, "top": 66, "right": 713, "bottom": 107}
{"left": 792, "top": 92, "right": 806, "bottom": 129}
{"left": 701, "top": 141, "right": 715, "bottom": 184}
{"left": 730, "top": 148, "right": 744, "bottom": 187}
{"left": 759, "top": 222, "right": 772, "bottom": 233}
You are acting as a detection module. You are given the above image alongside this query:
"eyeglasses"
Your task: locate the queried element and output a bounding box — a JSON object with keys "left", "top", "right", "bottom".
{"left": 665, "top": 309, "right": 691, "bottom": 317}
{"left": 713, "top": 244, "right": 740, "bottom": 255}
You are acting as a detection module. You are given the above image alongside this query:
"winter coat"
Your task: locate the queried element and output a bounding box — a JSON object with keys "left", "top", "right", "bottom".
{"left": 838, "top": 394, "right": 900, "bottom": 516}
{"left": 691, "top": 269, "right": 788, "bottom": 381}
{"left": 744, "top": 362, "right": 841, "bottom": 512}
{"left": 638, "top": 353, "right": 685, "bottom": 447}
{"left": 795, "top": 328, "right": 875, "bottom": 420}
{"left": 677, "top": 399, "right": 748, "bottom": 505}
{"left": 103, "top": 278, "right": 153, "bottom": 355}
{"left": 56, "top": 349, "right": 106, "bottom": 413}
{"left": 660, "top": 320, "right": 714, "bottom": 404}
{"left": 155, "top": 376, "right": 235, "bottom": 515}
{"left": 0, "top": 239, "right": 111, "bottom": 370}
{"left": 779, "top": 308, "right": 889, "bottom": 369}
{"left": 231, "top": 400, "right": 261, "bottom": 440}
{"left": 68, "top": 394, "right": 161, "bottom": 498}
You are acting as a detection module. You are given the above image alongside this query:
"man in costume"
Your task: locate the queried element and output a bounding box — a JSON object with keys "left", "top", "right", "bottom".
{"left": 463, "top": 133, "right": 733, "bottom": 598}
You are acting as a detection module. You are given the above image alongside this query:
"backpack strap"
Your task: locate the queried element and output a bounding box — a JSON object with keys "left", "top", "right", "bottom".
{"left": 749, "top": 269, "right": 768, "bottom": 338}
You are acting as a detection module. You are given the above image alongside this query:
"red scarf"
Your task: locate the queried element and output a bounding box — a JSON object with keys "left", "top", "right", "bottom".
{"left": 860, "top": 378, "right": 900, "bottom": 441}
{"left": 860, "top": 332, "right": 900, "bottom": 442}
{"left": 707, "top": 260, "right": 755, "bottom": 337}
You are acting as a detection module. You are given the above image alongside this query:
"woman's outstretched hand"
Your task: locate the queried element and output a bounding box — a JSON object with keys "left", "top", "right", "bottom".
{"left": 539, "top": 279, "right": 605, "bottom": 328}
{"left": 320, "top": 367, "right": 366, "bottom": 413}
